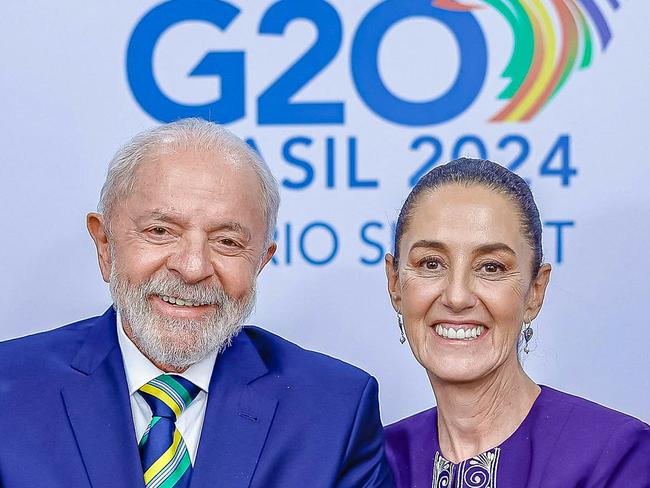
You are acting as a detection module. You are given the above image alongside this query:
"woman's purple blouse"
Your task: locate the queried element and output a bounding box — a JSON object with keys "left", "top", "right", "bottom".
{"left": 385, "top": 386, "right": 650, "bottom": 487}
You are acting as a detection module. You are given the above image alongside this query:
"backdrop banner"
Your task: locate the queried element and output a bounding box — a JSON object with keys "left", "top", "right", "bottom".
{"left": 1, "top": 0, "right": 648, "bottom": 423}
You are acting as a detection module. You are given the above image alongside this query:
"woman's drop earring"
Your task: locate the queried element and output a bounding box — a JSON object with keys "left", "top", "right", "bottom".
{"left": 397, "top": 313, "right": 406, "bottom": 344}
{"left": 522, "top": 317, "right": 533, "bottom": 354}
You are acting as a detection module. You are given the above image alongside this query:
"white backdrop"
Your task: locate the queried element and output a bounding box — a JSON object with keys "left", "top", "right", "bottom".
{"left": 1, "top": 0, "right": 648, "bottom": 424}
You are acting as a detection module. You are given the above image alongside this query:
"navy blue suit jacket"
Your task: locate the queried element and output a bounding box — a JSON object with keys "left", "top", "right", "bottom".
{"left": 0, "top": 308, "right": 393, "bottom": 487}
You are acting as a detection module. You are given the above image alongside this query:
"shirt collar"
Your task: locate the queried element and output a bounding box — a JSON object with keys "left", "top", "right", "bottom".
{"left": 116, "top": 311, "right": 217, "bottom": 396}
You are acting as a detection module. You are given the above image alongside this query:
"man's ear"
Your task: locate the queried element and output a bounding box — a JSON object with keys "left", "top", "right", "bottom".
{"left": 385, "top": 254, "right": 402, "bottom": 313}
{"left": 87, "top": 213, "right": 112, "bottom": 283}
{"left": 257, "top": 241, "right": 277, "bottom": 275}
{"left": 525, "top": 263, "right": 552, "bottom": 321}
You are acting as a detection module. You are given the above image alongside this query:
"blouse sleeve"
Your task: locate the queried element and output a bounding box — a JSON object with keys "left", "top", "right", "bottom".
{"left": 587, "top": 417, "right": 650, "bottom": 487}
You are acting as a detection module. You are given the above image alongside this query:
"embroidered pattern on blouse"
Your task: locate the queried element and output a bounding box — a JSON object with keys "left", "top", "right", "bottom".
{"left": 432, "top": 447, "right": 500, "bottom": 488}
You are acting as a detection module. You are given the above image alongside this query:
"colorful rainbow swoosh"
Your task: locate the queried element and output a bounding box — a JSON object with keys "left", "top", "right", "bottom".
{"left": 432, "top": 0, "right": 620, "bottom": 121}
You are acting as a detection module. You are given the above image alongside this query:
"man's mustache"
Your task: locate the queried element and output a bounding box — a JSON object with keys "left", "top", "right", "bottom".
{"left": 124, "top": 274, "right": 229, "bottom": 307}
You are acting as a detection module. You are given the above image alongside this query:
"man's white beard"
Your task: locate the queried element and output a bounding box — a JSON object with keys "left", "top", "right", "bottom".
{"left": 109, "top": 265, "right": 256, "bottom": 370}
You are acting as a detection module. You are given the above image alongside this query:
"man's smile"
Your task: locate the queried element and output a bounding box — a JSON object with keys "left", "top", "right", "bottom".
{"left": 158, "top": 294, "right": 218, "bottom": 307}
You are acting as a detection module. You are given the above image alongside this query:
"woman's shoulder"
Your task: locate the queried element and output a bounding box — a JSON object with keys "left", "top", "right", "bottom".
{"left": 383, "top": 407, "right": 439, "bottom": 486}
{"left": 534, "top": 384, "right": 650, "bottom": 450}
{"left": 384, "top": 407, "right": 438, "bottom": 455}
{"left": 537, "top": 384, "right": 649, "bottom": 433}
{"left": 532, "top": 385, "right": 650, "bottom": 486}
{"left": 384, "top": 406, "right": 437, "bottom": 440}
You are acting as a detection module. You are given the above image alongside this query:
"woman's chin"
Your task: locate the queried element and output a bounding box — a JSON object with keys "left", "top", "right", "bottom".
{"left": 428, "top": 367, "right": 489, "bottom": 385}
{"left": 418, "top": 351, "right": 500, "bottom": 385}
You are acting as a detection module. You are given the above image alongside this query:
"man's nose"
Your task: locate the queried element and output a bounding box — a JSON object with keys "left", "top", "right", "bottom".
{"left": 440, "top": 269, "right": 477, "bottom": 313}
{"left": 167, "top": 235, "right": 214, "bottom": 284}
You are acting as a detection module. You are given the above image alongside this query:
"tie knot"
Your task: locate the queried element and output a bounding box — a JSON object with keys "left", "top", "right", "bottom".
{"left": 138, "top": 374, "right": 201, "bottom": 421}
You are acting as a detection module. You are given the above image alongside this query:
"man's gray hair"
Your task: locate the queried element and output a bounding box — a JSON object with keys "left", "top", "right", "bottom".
{"left": 98, "top": 118, "right": 280, "bottom": 246}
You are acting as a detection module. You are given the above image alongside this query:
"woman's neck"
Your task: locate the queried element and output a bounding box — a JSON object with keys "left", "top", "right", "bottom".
{"left": 430, "top": 360, "right": 540, "bottom": 463}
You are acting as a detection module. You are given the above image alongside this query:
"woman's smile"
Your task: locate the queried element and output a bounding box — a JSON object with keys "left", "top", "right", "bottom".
{"left": 432, "top": 323, "right": 486, "bottom": 341}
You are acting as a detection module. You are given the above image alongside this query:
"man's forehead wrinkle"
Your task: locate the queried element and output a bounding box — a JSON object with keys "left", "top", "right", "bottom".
{"left": 132, "top": 139, "right": 260, "bottom": 190}
{"left": 134, "top": 151, "right": 250, "bottom": 197}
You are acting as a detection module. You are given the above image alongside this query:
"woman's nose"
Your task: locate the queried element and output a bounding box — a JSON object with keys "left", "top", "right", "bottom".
{"left": 440, "top": 270, "right": 477, "bottom": 312}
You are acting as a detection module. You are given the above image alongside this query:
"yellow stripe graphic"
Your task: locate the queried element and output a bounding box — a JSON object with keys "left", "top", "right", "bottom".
{"left": 140, "top": 384, "right": 182, "bottom": 418}
{"left": 509, "top": 0, "right": 557, "bottom": 120}
{"left": 143, "top": 429, "right": 182, "bottom": 484}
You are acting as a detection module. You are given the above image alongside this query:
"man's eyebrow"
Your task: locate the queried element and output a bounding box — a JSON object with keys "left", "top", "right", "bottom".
{"left": 143, "top": 211, "right": 251, "bottom": 238}
{"left": 145, "top": 210, "right": 188, "bottom": 225}
{"left": 216, "top": 222, "right": 250, "bottom": 238}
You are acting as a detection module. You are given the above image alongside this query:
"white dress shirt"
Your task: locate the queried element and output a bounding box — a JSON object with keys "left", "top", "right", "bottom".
{"left": 116, "top": 312, "right": 218, "bottom": 465}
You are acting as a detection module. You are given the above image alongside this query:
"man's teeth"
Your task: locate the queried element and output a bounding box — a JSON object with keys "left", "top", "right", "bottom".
{"left": 435, "top": 324, "right": 485, "bottom": 340}
{"left": 159, "top": 295, "right": 212, "bottom": 307}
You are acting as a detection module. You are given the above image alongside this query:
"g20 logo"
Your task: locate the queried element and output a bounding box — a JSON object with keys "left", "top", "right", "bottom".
{"left": 127, "top": 0, "right": 617, "bottom": 126}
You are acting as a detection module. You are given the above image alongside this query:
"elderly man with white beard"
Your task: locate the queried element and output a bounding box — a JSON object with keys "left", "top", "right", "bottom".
{"left": 0, "top": 118, "right": 393, "bottom": 488}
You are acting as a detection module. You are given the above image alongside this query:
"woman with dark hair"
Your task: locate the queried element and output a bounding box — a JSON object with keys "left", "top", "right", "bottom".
{"left": 384, "top": 158, "right": 650, "bottom": 487}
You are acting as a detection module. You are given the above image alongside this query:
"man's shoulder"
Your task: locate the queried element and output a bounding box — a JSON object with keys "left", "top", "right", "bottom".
{"left": 0, "top": 313, "right": 105, "bottom": 372}
{"left": 241, "top": 325, "right": 373, "bottom": 389}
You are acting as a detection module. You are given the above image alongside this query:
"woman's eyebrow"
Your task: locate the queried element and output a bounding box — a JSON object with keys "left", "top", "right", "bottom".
{"left": 474, "top": 242, "right": 517, "bottom": 256}
{"left": 409, "top": 240, "right": 448, "bottom": 252}
{"left": 408, "top": 240, "right": 516, "bottom": 256}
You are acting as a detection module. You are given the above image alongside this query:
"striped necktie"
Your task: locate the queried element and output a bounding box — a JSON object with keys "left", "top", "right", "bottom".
{"left": 138, "top": 374, "right": 201, "bottom": 488}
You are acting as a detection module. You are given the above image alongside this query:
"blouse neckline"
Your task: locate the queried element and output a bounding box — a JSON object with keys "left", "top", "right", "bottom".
{"left": 433, "top": 384, "right": 546, "bottom": 465}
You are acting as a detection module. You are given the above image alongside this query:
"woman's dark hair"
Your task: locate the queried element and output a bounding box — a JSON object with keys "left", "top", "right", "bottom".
{"left": 393, "top": 158, "right": 543, "bottom": 275}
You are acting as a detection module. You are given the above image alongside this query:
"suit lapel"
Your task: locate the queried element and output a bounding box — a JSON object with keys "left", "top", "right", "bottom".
{"left": 191, "top": 330, "right": 278, "bottom": 488}
{"left": 61, "top": 308, "right": 144, "bottom": 488}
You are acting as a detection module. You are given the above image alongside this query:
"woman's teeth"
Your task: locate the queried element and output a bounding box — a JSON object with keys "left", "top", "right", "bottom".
{"left": 435, "top": 324, "right": 485, "bottom": 340}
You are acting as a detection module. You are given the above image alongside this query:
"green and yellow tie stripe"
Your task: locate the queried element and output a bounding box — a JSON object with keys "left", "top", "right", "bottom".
{"left": 138, "top": 374, "right": 201, "bottom": 488}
